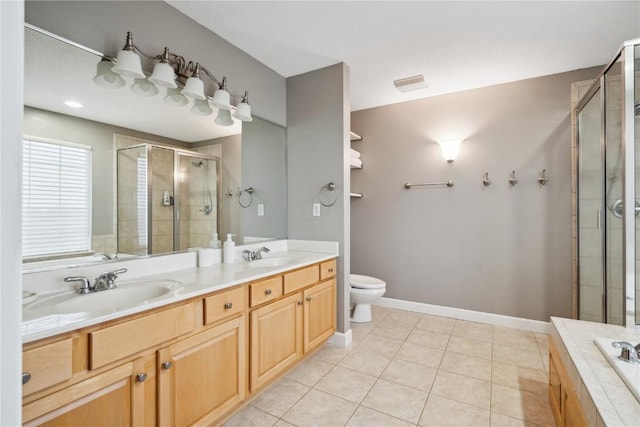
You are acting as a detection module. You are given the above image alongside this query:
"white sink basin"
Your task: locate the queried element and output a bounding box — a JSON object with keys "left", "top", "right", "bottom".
{"left": 24, "top": 280, "right": 182, "bottom": 320}
{"left": 249, "top": 256, "right": 303, "bottom": 268}
{"left": 595, "top": 337, "right": 640, "bottom": 403}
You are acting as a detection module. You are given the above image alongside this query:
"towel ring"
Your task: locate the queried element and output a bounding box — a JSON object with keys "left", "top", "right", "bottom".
{"left": 319, "top": 182, "right": 337, "bottom": 207}
{"left": 237, "top": 187, "right": 254, "bottom": 208}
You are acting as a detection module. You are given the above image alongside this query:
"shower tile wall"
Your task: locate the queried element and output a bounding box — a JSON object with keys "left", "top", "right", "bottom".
{"left": 151, "top": 148, "right": 175, "bottom": 254}
{"left": 177, "top": 159, "right": 218, "bottom": 251}
{"left": 117, "top": 147, "right": 148, "bottom": 255}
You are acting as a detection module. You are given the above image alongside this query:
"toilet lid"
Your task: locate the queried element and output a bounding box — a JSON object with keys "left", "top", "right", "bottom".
{"left": 350, "top": 274, "right": 386, "bottom": 290}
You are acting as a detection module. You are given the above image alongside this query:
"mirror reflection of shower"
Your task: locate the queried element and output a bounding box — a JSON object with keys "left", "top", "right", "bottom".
{"left": 192, "top": 159, "right": 213, "bottom": 216}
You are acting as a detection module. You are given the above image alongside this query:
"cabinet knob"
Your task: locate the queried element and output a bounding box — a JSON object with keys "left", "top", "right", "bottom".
{"left": 306, "top": 296, "right": 312, "bottom": 302}
{"left": 297, "top": 300, "right": 303, "bottom": 305}
{"left": 136, "top": 373, "right": 147, "bottom": 382}
{"left": 328, "top": 268, "right": 334, "bottom": 273}
{"left": 265, "top": 289, "right": 272, "bottom": 295}
{"left": 22, "top": 372, "right": 31, "bottom": 385}
{"left": 224, "top": 302, "right": 233, "bottom": 309}
{"left": 162, "top": 361, "right": 173, "bottom": 370}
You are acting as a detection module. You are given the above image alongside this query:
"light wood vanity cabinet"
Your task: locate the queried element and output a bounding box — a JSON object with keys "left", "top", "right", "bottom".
{"left": 548, "top": 338, "right": 587, "bottom": 427}
{"left": 22, "top": 258, "right": 336, "bottom": 426}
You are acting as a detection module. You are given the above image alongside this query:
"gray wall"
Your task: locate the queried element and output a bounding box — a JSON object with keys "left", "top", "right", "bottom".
{"left": 242, "top": 119, "right": 287, "bottom": 241}
{"left": 351, "top": 67, "right": 599, "bottom": 322}
{"left": 25, "top": 0, "right": 286, "bottom": 126}
{"left": 24, "top": 107, "right": 189, "bottom": 235}
{"left": 287, "top": 63, "right": 351, "bottom": 333}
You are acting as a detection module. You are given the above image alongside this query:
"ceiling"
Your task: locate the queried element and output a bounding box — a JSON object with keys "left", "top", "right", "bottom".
{"left": 167, "top": 1, "right": 640, "bottom": 112}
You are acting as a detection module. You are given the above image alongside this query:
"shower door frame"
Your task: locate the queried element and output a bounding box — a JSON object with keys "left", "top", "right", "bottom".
{"left": 576, "top": 39, "right": 639, "bottom": 327}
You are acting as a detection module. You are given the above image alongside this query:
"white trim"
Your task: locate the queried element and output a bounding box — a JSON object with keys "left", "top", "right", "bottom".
{"left": 376, "top": 297, "right": 550, "bottom": 334}
{"left": 328, "top": 329, "right": 353, "bottom": 348}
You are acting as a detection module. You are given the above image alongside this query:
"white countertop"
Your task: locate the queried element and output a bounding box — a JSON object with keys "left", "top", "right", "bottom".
{"left": 550, "top": 317, "right": 640, "bottom": 426}
{"left": 22, "top": 248, "right": 336, "bottom": 344}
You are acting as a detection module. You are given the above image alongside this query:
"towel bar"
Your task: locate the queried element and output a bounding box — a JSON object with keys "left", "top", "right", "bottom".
{"left": 404, "top": 180, "right": 454, "bottom": 189}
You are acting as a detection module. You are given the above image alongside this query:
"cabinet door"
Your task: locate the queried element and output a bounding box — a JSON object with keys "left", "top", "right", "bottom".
{"left": 157, "top": 316, "right": 245, "bottom": 427}
{"left": 303, "top": 279, "right": 336, "bottom": 353}
{"left": 563, "top": 388, "right": 587, "bottom": 427}
{"left": 23, "top": 358, "right": 146, "bottom": 426}
{"left": 250, "top": 293, "right": 303, "bottom": 391}
{"left": 548, "top": 350, "right": 563, "bottom": 427}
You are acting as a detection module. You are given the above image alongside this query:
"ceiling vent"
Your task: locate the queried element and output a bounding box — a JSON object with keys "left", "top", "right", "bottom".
{"left": 393, "top": 74, "right": 427, "bottom": 93}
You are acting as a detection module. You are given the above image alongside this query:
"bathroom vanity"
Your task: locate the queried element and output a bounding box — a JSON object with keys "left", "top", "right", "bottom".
{"left": 549, "top": 317, "right": 640, "bottom": 426}
{"left": 21, "top": 247, "right": 337, "bottom": 426}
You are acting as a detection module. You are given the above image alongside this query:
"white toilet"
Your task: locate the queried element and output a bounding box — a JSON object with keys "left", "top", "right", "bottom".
{"left": 350, "top": 274, "right": 386, "bottom": 323}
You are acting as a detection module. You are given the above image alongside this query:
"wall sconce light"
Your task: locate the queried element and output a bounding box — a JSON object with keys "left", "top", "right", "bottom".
{"left": 94, "top": 31, "right": 253, "bottom": 126}
{"left": 436, "top": 139, "right": 463, "bottom": 163}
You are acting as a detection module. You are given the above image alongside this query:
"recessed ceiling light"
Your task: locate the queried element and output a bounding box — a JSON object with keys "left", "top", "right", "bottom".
{"left": 393, "top": 75, "right": 428, "bottom": 93}
{"left": 64, "top": 100, "right": 83, "bottom": 108}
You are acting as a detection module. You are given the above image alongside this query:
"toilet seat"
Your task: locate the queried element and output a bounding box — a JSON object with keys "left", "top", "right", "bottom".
{"left": 350, "top": 274, "right": 386, "bottom": 290}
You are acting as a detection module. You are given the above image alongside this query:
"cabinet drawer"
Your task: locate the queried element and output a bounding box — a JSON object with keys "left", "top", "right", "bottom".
{"left": 320, "top": 259, "right": 336, "bottom": 280}
{"left": 23, "top": 338, "right": 73, "bottom": 396}
{"left": 284, "top": 265, "right": 320, "bottom": 294}
{"left": 89, "top": 303, "right": 195, "bottom": 369}
{"left": 251, "top": 276, "right": 283, "bottom": 307}
{"left": 204, "top": 286, "right": 245, "bottom": 325}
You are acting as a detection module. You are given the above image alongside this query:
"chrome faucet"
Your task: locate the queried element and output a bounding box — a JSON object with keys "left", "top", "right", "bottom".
{"left": 241, "top": 247, "right": 271, "bottom": 261}
{"left": 93, "top": 268, "right": 127, "bottom": 292}
{"left": 612, "top": 341, "right": 640, "bottom": 364}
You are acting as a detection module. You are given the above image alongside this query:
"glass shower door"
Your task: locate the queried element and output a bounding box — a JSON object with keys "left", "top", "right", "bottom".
{"left": 578, "top": 90, "right": 604, "bottom": 322}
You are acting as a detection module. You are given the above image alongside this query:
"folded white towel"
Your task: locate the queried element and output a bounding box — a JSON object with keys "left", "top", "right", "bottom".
{"left": 350, "top": 158, "right": 362, "bottom": 168}
{"left": 350, "top": 148, "right": 361, "bottom": 159}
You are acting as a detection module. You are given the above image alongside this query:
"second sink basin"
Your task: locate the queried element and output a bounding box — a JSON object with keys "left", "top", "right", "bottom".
{"left": 24, "top": 280, "right": 182, "bottom": 319}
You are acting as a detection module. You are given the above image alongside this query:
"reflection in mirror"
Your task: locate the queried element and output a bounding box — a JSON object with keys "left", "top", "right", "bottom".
{"left": 23, "top": 25, "right": 287, "bottom": 271}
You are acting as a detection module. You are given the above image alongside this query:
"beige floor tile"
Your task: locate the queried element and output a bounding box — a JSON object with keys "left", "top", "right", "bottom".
{"left": 491, "top": 383, "right": 555, "bottom": 426}
{"left": 440, "top": 351, "right": 492, "bottom": 381}
{"left": 431, "top": 370, "right": 491, "bottom": 409}
{"left": 361, "top": 379, "right": 429, "bottom": 424}
{"left": 381, "top": 358, "right": 438, "bottom": 391}
{"left": 492, "top": 343, "right": 545, "bottom": 371}
{"left": 312, "top": 342, "right": 353, "bottom": 365}
{"left": 223, "top": 405, "right": 279, "bottom": 427}
{"left": 346, "top": 406, "right": 416, "bottom": 427}
{"left": 452, "top": 320, "right": 493, "bottom": 341}
{"left": 371, "top": 320, "right": 414, "bottom": 341}
{"left": 339, "top": 349, "right": 392, "bottom": 377}
{"left": 351, "top": 326, "right": 371, "bottom": 344}
{"left": 272, "top": 420, "right": 296, "bottom": 427}
{"left": 371, "top": 305, "right": 393, "bottom": 322}
{"left": 315, "top": 366, "right": 377, "bottom": 403}
{"left": 385, "top": 309, "right": 423, "bottom": 327}
{"left": 395, "top": 341, "right": 445, "bottom": 368}
{"left": 282, "top": 389, "right": 357, "bottom": 427}
{"left": 493, "top": 327, "right": 538, "bottom": 348}
{"left": 406, "top": 328, "right": 450, "bottom": 349}
{"left": 492, "top": 361, "right": 548, "bottom": 396}
{"left": 446, "top": 335, "right": 493, "bottom": 359}
{"left": 285, "top": 357, "right": 333, "bottom": 386}
{"left": 358, "top": 333, "right": 404, "bottom": 358}
{"left": 415, "top": 314, "right": 456, "bottom": 334}
{"left": 419, "top": 394, "right": 490, "bottom": 427}
{"left": 490, "top": 412, "right": 543, "bottom": 427}
{"left": 250, "top": 378, "right": 310, "bottom": 418}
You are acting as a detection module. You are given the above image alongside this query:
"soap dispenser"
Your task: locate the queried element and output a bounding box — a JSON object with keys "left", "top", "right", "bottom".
{"left": 223, "top": 234, "right": 235, "bottom": 264}
{"left": 209, "top": 232, "right": 221, "bottom": 249}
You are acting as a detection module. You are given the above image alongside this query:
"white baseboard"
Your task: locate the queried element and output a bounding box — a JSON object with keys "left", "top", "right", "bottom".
{"left": 329, "top": 329, "right": 353, "bottom": 348}
{"left": 375, "top": 297, "right": 550, "bottom": 334}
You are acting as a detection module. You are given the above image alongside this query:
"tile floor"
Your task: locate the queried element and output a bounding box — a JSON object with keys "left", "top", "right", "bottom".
{"left": 224, "top": 306, "right": 554, "bottom": 427}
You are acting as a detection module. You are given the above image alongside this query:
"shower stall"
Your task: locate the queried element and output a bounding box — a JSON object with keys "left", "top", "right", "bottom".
{"left": 576, "top": 39, "right": 639, "bottom": 327}
{"left": 117, "top": 144, "right": 220, "bottom": 256}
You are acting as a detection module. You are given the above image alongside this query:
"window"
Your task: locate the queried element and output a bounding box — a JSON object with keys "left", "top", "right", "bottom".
{"left": 22, "top": 138, "right": 92, "bottom": 258}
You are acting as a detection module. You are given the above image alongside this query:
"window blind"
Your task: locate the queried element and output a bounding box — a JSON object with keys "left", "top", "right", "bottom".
{"left": 22, "top": 138, "right": 92, "bottom": 257}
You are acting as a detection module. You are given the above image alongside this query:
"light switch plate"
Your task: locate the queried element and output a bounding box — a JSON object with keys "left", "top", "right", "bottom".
{"left": 312, "top": 203, "right": 321, "bottom": 217}
{"left": 257, "top": 203, "right": 264, "bottom": 216}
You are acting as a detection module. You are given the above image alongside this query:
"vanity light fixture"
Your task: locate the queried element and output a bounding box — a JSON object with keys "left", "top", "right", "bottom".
{"left": 95, "top": 31, "right": 253, "bottom": 125}
{"left": 436, "top": 139, "right": 463, "bottom": 163}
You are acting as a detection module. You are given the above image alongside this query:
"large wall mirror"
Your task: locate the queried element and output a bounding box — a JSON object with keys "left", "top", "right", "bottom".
{"left": 23, "top": 25, "right": 287, "bottom": 271}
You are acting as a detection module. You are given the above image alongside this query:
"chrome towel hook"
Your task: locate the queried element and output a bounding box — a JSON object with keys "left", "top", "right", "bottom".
{"left": 508, "top": 171, "right": 518, "bottom": 187}
{"left": 537, "top": 169, "right": 548, "bottom": 186}
{"left": 482, "top": 172, "right": 491, "bottom": 187}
